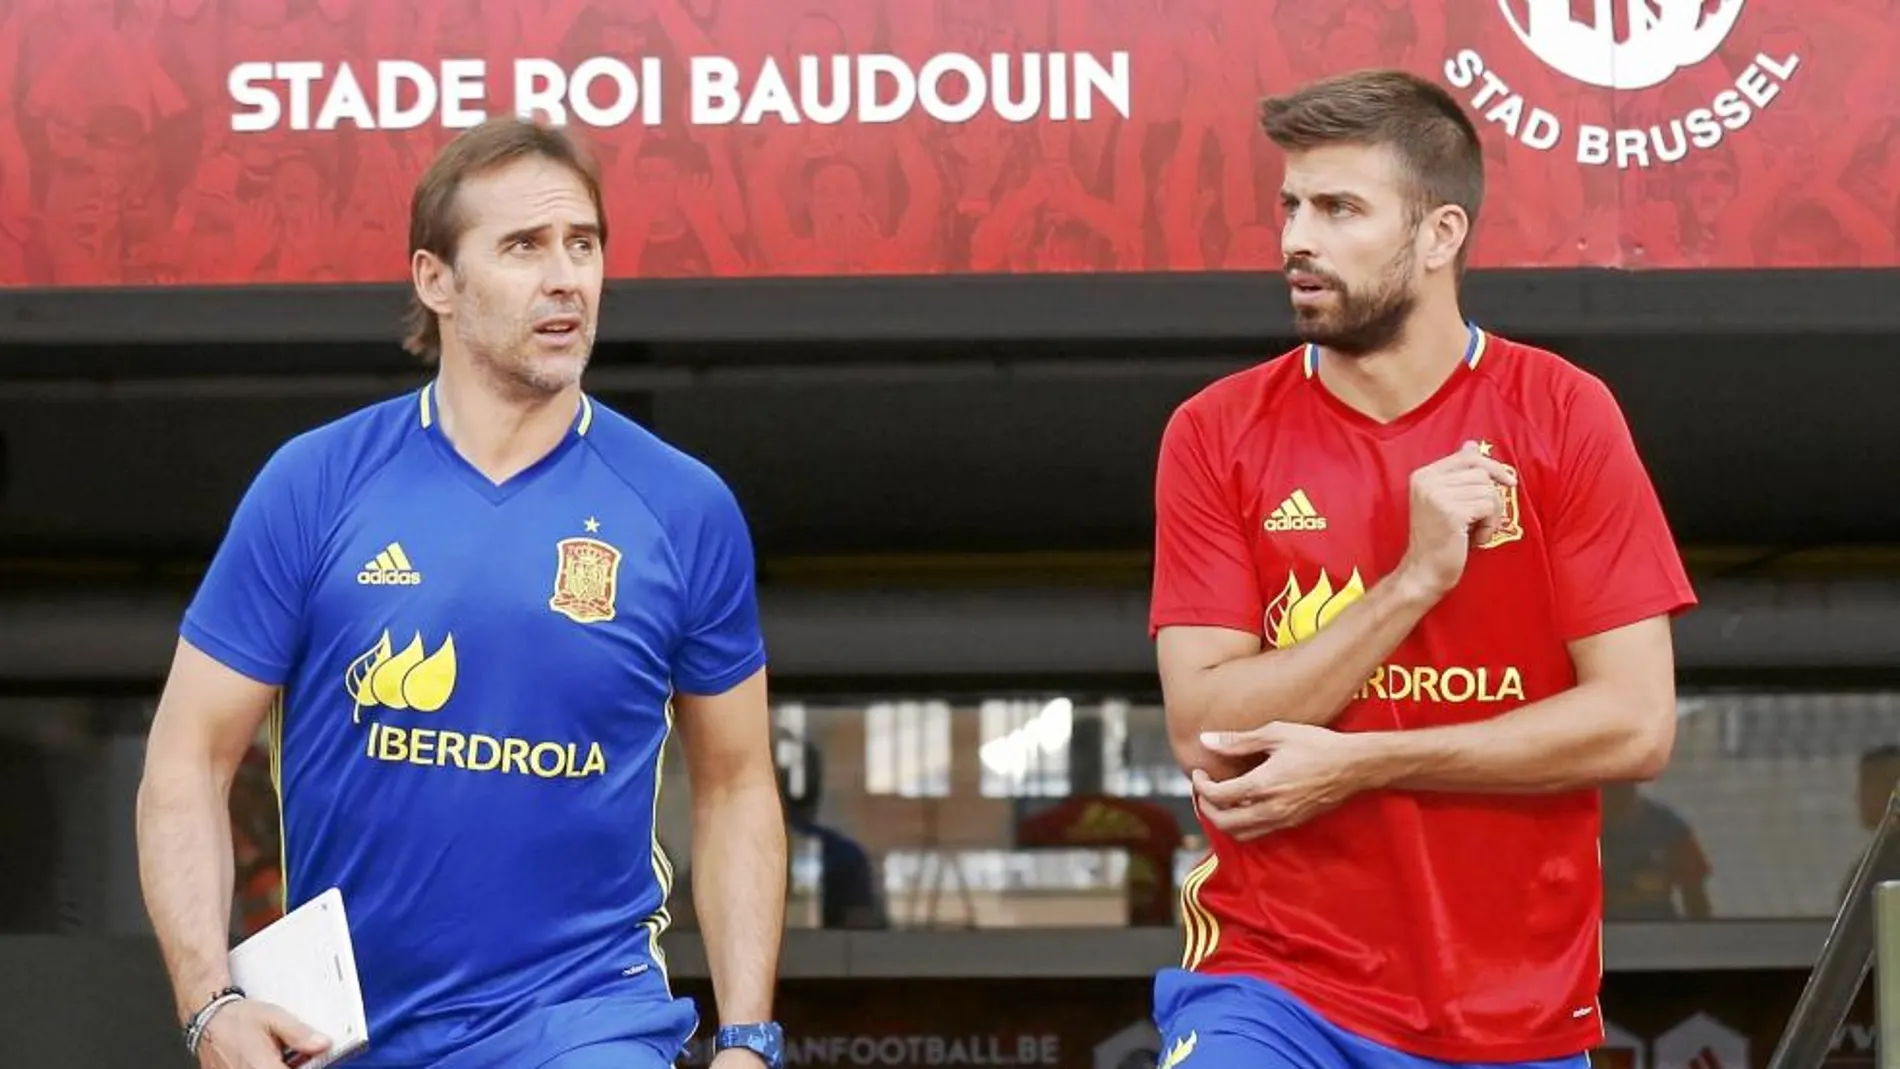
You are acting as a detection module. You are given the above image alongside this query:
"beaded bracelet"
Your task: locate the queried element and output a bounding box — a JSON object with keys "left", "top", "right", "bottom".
{"left": 183, "top": 986, "right": 247, "bottom": 1056}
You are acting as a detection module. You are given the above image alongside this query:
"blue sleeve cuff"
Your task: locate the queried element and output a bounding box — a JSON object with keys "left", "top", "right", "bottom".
{"left": 675, "top": 645, "right": 768, "bottom": 698}
{"left": 180, "top": 616, "right": 290, "bottom": 688}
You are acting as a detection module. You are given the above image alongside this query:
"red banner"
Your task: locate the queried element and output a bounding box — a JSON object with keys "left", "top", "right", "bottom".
{"left": 0, "top": 0, "right": 1893, "bottom": 287}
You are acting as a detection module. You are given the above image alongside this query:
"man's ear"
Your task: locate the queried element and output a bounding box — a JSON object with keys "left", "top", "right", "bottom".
{"left": 1419, "top": 204, "right": 1469, "bottom": 273}
{"left": 412, "top": 250, "right": 455, "bottom": 317}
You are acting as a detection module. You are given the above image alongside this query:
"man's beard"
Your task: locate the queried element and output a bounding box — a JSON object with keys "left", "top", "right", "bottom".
{"left": 453, "top": 282, "right": 593, "bottom": 398}
{"left": 1288, "top": 243, "right": 1418, "bottom": 357}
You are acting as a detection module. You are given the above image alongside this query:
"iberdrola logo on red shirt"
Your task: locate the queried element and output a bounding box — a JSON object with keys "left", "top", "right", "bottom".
{"left": 1267, "top": 567, "right": 1528, "bottom": 706}
{"left": 1265, "top": 568, "right": 1365, "bottom": 650}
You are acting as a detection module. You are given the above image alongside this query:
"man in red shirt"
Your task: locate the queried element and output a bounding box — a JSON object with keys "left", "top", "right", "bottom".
{"left": 1147, "top": 69, "right": 1696, "bottom": 1068}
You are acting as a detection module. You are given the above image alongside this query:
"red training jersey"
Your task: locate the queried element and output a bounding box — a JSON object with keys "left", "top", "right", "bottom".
{"left": 1148, "top": 328, "right": 1696, "bottom": 1061}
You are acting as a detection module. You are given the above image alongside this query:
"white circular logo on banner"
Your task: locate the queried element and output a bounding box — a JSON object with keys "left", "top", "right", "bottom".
{"left": 1500, "top": 0, "right": 1746, "bottom": 89}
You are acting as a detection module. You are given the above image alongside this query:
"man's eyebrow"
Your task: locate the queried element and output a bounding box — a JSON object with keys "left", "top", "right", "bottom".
{"left": 496, "top": 220, "right": 603, "bottom": 245}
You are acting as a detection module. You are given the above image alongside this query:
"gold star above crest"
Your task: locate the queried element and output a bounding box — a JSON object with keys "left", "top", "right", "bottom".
{"left": 584, "top": 517, "right": 601, "bottom": 533}
{"left": 1476, "top": 440, "right": 1495, "bottom": 457}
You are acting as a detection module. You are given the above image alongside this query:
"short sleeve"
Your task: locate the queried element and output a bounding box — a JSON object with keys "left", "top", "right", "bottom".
{"left": 1545, "top": 376, "right": 1698, "bottom": 642}
{"left": 180, "top": 443, "right": 319, "bottom": 686}
{"left": 1149, "top": 404, "right": 1265, "bottom": 638}
{"left": 672, "top": 478, "right": 768, "bottom": 695}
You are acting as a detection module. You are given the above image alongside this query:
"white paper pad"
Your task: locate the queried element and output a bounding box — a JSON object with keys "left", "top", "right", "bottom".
{"left": 227, "top": 886, "right": 370, "bottom": 1067}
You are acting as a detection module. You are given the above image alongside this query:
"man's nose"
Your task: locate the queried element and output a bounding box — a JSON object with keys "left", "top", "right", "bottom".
{"left": 1281, "top": 209, "right": 1315, "bottom": 263}
{"left": 541, "top": 248, "right": 580, "bottom": 294}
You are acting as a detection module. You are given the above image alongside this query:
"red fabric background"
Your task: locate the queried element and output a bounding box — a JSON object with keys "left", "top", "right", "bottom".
{"left": 0, "top": 0, "right": 1892, "bottom": 286}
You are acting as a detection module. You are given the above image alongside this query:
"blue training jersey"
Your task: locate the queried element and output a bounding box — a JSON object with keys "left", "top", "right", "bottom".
{"left": 183, "top": 384, "right": 767, "bottom": 1067}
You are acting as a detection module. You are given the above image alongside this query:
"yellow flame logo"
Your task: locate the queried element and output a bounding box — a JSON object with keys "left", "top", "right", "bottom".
{"left": 1266, "top": 569, "right": 1365, "bottom": 649}
{"left": 345, "top": 630, "right": 457, "bottom": 721}
{"left": 1160, "top": 1032, "right": 1197, "bottom": 1069}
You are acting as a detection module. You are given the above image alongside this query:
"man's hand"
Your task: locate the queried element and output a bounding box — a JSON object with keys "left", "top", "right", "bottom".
{"left": 1190, "top": 723, "right": 1373, "bottom": 841}
{"left": 196, "top": 999, "right": 330, "bottom": 1069}
{"left": 1400, "top": 441, "right": 1517, "bottom": 597}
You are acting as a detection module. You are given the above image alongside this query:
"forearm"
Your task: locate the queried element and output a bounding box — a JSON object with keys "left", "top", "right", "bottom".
{"left": 135, "top": 756, "right": 240, "bottom": 1022}
{"left": 1353, "top": 681, "right": 1673, "bottom": 794}
{"left": 690, "top": 778, "right": 786, "bottom": 1025}
{"left": 1183, "top": 568, "right": 1440, "bottom": 736}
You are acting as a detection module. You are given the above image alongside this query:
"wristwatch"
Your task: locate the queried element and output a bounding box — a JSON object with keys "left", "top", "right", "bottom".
{"left": 716, "top": 1022, "right": 785, "bottom": 1069}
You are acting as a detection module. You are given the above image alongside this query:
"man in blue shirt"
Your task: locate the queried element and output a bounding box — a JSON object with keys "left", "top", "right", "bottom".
{"left": 136, "top": 117, "right": 788, "bottom": 1069}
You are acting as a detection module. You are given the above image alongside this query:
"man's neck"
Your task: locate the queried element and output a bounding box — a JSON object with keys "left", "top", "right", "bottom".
{"left": 433, "top": 357, "right": 581, "bottom": 485}
{"left": 1314, "top": 305, "right": 1474, "bottom": 424}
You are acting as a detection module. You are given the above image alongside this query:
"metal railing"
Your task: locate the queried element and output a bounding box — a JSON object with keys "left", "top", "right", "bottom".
{"left": 1767, "top": 787, "right": 1900, "bottom": 1069}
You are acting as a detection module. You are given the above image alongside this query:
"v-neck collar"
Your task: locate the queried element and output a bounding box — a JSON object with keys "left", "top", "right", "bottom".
{"left": 415, "top": 381, "right": 595, "bottom": 504}
{"left": 1302, "top": 321, "right": 1492, "bottom": 439}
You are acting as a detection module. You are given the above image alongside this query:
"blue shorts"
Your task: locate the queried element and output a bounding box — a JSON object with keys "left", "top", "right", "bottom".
{"left": 533, "top": 1038, "right": 677, "bottom": 1069}
{"left": 1152, "top": 970, "right": 1590, "bottom": 1069}
{"left": 427, "top": 993, "right": 698, "bottom": 1069}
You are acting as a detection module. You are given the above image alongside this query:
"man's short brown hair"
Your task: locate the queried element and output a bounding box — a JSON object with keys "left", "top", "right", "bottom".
{"left": 1259, "top": 69, "right": 1485, "bottom": 266}
{"left": 402, "top": 117, "right": 609, "bottom": 360}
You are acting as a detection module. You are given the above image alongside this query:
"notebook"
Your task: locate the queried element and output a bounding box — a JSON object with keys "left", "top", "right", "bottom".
{"left": 227, "top": 886, "right": 370, "bottom": 1068}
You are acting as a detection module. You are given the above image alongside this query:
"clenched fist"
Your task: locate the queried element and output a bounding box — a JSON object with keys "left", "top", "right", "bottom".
{"left": 1399, "top": 441, "right": 1517, "bottom": 598}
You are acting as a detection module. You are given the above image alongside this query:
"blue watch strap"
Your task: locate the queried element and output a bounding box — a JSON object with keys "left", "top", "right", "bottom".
{"left": 716, "top": 1022, "right": 785, "bottom": 1069}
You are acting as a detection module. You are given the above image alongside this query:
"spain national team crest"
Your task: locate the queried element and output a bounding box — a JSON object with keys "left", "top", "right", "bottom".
{"left": 1476, "top": 440, "right": 1524, "bottom": 550}
{"left": 549, "top": 536, "right": 622, "bottom": 624}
